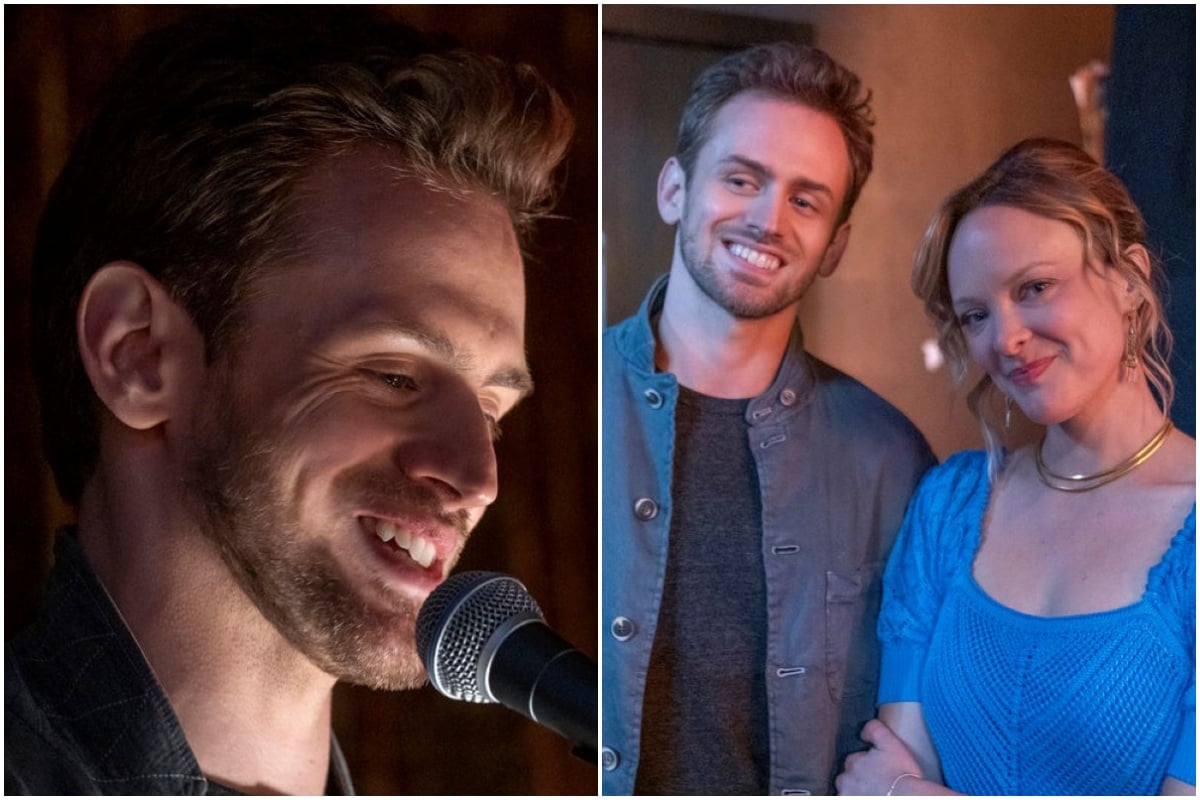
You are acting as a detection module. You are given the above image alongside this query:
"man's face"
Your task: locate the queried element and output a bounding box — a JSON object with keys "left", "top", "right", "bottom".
{"left": 661, "top": 91, "right": 852, "bottom": 320}
{"left": 184, "top": 148, "right": 529, "bottom": 690}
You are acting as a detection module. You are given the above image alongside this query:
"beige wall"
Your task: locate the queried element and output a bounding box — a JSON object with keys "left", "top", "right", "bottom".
{"left": 607, "top": 4, "right": 1116, "bottom": 459}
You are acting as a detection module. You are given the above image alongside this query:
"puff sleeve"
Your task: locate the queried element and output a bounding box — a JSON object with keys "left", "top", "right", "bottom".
{"left": 876, "top": 451, "right": 992, "bottom": 704}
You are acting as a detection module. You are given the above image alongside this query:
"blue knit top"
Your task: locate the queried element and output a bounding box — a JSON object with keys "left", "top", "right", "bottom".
{"left": 878, "top": 451, "right": 1196, "bottom": 795}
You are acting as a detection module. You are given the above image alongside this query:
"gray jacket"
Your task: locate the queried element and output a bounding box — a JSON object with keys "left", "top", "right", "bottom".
{"left": 601, "top": 276, "right": 935, "bottom": 795}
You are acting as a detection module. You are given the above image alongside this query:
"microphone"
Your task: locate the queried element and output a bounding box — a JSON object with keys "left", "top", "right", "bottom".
{"left": 416, "top": 571, "right": 597, "bottom": 763}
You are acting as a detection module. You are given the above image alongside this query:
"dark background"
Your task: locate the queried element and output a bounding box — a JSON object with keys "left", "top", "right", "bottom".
{"left": 1107, "top": 4, "right": 1196, "bottom": 435}
{"left": 5, "top": 5, "right": 597, "bottom": 795}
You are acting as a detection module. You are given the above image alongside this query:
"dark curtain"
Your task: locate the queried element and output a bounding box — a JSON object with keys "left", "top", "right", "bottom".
{"left": 1106, "top": 4, "right": 1196, "bottom": 435}
{"left": 3, "top": 5, "right": 597, "bottom": 795}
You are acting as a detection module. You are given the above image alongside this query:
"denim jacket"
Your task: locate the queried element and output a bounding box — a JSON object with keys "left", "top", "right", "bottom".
{"left": 5, "top": 531, "right": 354, "bottom": 795}
{"left": 602, "top": 276, "right": 935, "bottom": 795}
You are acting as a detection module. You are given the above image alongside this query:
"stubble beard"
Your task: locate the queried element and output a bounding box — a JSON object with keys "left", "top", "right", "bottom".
{"left": 677, "top": 217, "right": 819, "bottom": 321}
{"left": 182, "top": 379, "right": 435, "bottom": 692}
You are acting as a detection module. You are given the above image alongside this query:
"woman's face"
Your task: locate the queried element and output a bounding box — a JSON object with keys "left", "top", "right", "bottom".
{"left": 947, "top": 204, "right": 1135, "bottom": 428}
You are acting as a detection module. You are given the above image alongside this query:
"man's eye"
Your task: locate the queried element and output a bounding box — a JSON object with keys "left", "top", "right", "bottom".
{"left": 485, "top": 414, "right": 502, "bottom": 442}
{"left": 379, "top": 373, "right": 418, "bottom": 391}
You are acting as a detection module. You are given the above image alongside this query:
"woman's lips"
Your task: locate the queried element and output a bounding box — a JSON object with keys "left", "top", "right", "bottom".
{"left": 1008, "top": 357, "right": 1054, "bottom": 387}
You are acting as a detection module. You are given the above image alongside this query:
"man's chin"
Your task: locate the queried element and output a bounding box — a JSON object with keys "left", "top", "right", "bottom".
{"left": 308, "top": 633, "right": 429, "bottom": 691}
{"left": 256, "top": 583, "right": 427, "bottom": 691}
{"left": 335, "top": 661, "right": 429, "bottom": 692}
{"left": 325, "top": 605, "right": 431, "bottom": 691}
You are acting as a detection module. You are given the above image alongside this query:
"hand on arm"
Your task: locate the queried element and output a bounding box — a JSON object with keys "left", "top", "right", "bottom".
{"left": 835, "top": 703, "right": 960, "bottom": 796}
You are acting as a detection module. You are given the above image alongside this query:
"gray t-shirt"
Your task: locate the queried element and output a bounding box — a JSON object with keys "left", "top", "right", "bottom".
{"left": 634, "top": 386, "right": 769, "bottom": 795}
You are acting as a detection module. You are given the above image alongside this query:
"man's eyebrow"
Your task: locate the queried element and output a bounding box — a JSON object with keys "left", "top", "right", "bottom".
{"left": 391, "top": 326, "right": 462, "bottom": 364}
{"left": 719, "top": 154, "right": 772, "bottom": 177}
{"left": 719, "top": 154, "right": 834, "bottom": 198}
{"left": 487, "top": 365, "right": 535, "bottom": 399}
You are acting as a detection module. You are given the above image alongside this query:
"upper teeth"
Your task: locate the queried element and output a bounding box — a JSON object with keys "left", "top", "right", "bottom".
{"left": 729, "top": 242, "right": 782, "bottom": 270}
{"left": 374, "top": 520, "right": 436, "bottom": 568}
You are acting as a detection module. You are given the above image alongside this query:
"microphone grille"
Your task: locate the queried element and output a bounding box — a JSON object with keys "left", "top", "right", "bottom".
{"left": 416, "top": 571, "right": 543, "bottom": 702}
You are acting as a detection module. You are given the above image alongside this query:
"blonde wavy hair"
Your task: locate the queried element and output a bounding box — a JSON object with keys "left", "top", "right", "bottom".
{"left": 911, "top": 138, "right": 1174, "bottom": 473}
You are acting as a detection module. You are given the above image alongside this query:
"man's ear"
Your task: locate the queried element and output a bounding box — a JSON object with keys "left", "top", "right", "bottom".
{"left": 817, "top": 222, "right": 852, "bottom": 278}
{"left": 77, "top": 261, "right": 201, "bottom": 431}
{"left": 657, "top": 157, "right": 687, "bottom": 226}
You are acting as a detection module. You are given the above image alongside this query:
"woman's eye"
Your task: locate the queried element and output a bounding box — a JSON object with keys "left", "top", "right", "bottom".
{"left": 957, "top": 309, "right": 986, "bottom": 328}
{"left": 1020, "top": 280, "right": 1052, "bottom": 300}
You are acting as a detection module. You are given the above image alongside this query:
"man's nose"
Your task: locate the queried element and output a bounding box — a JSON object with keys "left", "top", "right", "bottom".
{"left": 744, "top": 188, "right": 786, "bottom": 236}
{"left": 398, "top": 391, "right": 499, "bottom": 513}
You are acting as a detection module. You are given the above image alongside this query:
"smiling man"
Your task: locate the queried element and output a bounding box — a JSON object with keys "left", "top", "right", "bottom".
{"left": 602, "top": 43, "right": 934, "bottom": 795}
{"left": 5, "top": 9, "right": 571, "bottom": 795}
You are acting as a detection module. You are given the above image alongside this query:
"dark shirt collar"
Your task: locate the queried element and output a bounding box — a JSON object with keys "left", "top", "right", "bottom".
{"left": 6, "top": 530, "right": 354, "bottom": 795}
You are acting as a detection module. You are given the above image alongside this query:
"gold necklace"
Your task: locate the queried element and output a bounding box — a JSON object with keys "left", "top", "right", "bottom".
{"left": 1035, "top": 418, "right": 1174, "bottom": 493}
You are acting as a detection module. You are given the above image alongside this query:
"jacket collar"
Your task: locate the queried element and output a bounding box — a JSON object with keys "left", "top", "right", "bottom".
{"left": 615, "top": 274, "right": 817, "bottom": 422}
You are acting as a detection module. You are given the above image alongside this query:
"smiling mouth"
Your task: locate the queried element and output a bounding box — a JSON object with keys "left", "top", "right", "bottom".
{"left": 362, "top": 516, "right": 437, "bottom": 568}
{"left": 1008, "top": 357, "right": 1054, "bottom": 387}
{"left": 727, "top": 241, "right": 782, "bottom": 271}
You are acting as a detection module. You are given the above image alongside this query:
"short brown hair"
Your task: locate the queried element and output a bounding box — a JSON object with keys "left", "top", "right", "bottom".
{"left": 31, "top": 8, "right": 574, "bottom": 505}
{"left": 912, "top": 138, "right": 1174, "bottom": 469}
{"left": 675, "top": 42, "right": 874, "bottom": 224}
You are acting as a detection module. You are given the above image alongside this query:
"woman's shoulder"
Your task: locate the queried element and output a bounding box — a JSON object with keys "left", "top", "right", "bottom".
{"left": 1161, "top": 427, "right": 1197, "bottom": 495}
{"left": 1143, "top": 428, "right": 1195, "bottom": 615}
{"left": 880, "top": 452, "right": 991, "bottom": 643}
{"left": 912, "top": 450, "right": 991, "bottom": 509}
{"left": 894, "top": 450, "right": 992, "bottom": 567}
{"left": 1146, "top": 503, "right": 1196, "bottom": 620}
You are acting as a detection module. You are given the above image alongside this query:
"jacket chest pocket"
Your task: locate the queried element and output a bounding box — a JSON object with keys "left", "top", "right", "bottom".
{"left": 824, "top": 565, "right": 883, "bottom": 704}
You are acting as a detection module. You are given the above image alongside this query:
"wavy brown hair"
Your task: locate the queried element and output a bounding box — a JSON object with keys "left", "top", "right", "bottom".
{"left": 675, "top": 42, "right": 874, "bottom": 225}
{"left": 32, "top": 8, "right": 574, "bottom": 505}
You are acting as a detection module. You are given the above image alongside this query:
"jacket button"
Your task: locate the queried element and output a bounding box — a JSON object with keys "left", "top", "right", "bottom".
{"left": 643, "top": 388, "right": 664, "bottom": 408}
{"left": 602, "top": 747, "right": 620, "bottom": 771}
{"left": 780, "top": 388, "right": 797, "bottom": 406}
{"left": 633, "top": 497, "right": 658, "bottom": 520}
{"left": 611, "top": 616, "right": 636, "bottom": 641}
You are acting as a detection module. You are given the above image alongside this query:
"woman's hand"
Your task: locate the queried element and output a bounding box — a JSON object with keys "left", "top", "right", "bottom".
{"left": 836, "top": 719, "right": 925, "bottom": 795}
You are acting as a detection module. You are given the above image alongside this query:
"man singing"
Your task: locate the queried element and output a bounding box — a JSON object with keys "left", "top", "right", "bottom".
{"left": 6, "top": 9, "right": 574, "bottom": 794}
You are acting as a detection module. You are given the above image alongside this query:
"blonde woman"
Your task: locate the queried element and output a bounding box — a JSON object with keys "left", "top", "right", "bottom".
{"left": 837, "top": 139, "right": 1194, "bottom": 795}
